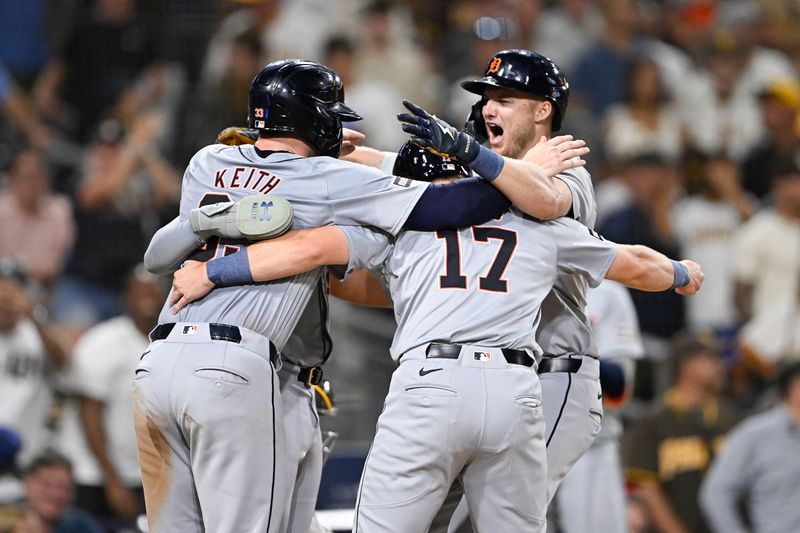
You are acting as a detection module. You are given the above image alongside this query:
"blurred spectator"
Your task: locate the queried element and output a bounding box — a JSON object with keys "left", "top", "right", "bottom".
{"left": 758, "top": 0, "right": 800, "bottom": 70}
{"left": 0, "top": 453, "right": 101, "bottom": 533}
{"left": 52, "top": 116, "right": 178, "bottom": 328}
{"left": 0, "top": 260, "right": 68, "bottom": 468}
{"left": 531, "top": 0, "right": 603, "bottom": 74}
{"left": 682, "top": 33, "right": 765, "bottom": 161}
{"left": 741, "top": 79, "right": 800, "bottom": 199}
{"left": 0, "top": 1, "right": 49, "bottom": 88}
{"left": 0, "top": 148, "right": 75, "bottom": 287}
{"left": 734, "top": 156, "right": 800, "bottom": 395}
{"left": 186, "top": 30, "right": 262, "bottom": 153}
{"left": 570, "top": 0, "right": 646, "bottom": 118}
{"left": 355, "top": 1, "right": 440, "bottom": 114}
{"left": 623, "top": 335, "right": 738, "bottom": 533}
{"left": 598, "top": 153, "right": 685, "bottom": 338}
{"left": 0, "top": 64, "right": 51, "bottom": 153}
{"left": 628, "top": 493, "right": 656, "bottom": 533}
{"left": 604, "top": 57, "right": 685, "bottom": 164}
{"left": 672, "top": 157, "right": 755, "bottom": 332}
{"left": 32, "top": 0, "right": 168, "bottom": 141}
{"left": 56, "top": 266, "right": 164, "bottom": 525}
{"left": 200, "top": 0, "right": 279, "bottom": 90}
{"left": 700, "top": 361, "right": 800, "bottom": 533}
{"left": 0, "top": 427, "right": 24, "bottom": 505}
{"left": 201, "top": 0, "right": 359, "bottom": 86}
{"left": 324, "top": 35, "right": 405, "bottom": 151}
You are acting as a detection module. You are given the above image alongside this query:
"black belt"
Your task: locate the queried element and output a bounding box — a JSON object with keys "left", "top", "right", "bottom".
{"left": 298, "top": 366, "right": 323, "bottom": 387}
{"left": 426, "top": 343, "right": 534, "bottom": 367}
{"left": 149, "top": 323, "right": 278, "bottom": 363}
{"left": 538, "top": 357, "right": 582, "bottom": 374}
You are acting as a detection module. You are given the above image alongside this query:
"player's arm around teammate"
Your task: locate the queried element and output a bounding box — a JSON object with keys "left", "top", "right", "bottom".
{"left": 168, "top": 221, "right": 704, "bottom": 313}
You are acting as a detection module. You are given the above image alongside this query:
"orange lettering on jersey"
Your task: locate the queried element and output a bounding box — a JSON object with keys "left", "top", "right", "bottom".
{"left": 487, "top": 57, "right": 502, "bottom": 74}
{"left": 259, "top": 174, "right": 282, "bottom": 194}
{"left": 231, "top": 167, "right": 244, "bottom": 188}
{"left": 214, "top": 169, "right": 227, "bottom": 188}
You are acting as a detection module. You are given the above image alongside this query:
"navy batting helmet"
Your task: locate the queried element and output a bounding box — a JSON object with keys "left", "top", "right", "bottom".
{"left": 392, "top": 141, "right": 471, "bottom": 182}
{"left": 462, "top": 49, "right": 570, "bottom": 135}
{"left": 248, "top": 59, "right": 362, "bottom": 158}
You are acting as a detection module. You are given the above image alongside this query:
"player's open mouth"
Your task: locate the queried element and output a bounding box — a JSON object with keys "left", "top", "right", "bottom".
{"left": 487, "top": 123, "right": 504, "bottom": 146}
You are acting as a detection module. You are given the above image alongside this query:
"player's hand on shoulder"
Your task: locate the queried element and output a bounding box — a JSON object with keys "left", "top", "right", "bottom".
{"left": 340, "top": 128, "right": 366, "bottom": 158}
{"left": 170, "top": 260, "right": 215, "bottom": 314}
{"left": 675, "top": 259, "right": 704, "bottom": 296}
{"left": 523, "top": 135, "right": 588, "bottom": 177}
{"left": 217, "top": 126, "right": 258, "bottom": 146}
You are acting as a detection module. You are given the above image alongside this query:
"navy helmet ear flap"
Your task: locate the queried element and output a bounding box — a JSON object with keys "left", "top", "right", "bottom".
{"left": 464, "top": 98, "right": 488, "bottom": 145}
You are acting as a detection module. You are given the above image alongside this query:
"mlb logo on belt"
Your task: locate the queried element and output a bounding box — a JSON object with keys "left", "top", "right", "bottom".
{"left": 182, "top": 325, "right": 199, "bottom": 335}
{"left": 473, "top": 351, "right": 491, "bottom": 362}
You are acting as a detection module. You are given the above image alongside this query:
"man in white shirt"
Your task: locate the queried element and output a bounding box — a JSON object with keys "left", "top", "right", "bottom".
{"left": 734, "top": 157, "right": 800, "bottom": 372}
{"left": 57, "top": 266, "right": 166, "bottom": 523}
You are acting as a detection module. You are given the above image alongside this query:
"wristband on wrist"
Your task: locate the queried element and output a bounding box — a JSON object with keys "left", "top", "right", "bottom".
{"left": 470, "top": 145, "right": 505, "bottom": 182}
{"left": 206, "top": 250, "right": 253, "bottom": 287}
{"left": 670, "top": 259, "right": 690, "bottom": 290}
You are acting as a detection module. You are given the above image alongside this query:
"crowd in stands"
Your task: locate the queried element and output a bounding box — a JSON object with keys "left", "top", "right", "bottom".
{"left": 1, "top": 1, "right": 799, "bottom": 532}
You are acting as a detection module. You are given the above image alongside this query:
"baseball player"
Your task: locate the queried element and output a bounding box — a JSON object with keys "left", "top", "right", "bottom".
{"left": 555, "top": 279, "right": 645, "bottom": 533}
{"left": 167, "top": 141, "right": 703, "bottom": 533}
{"left": 387, "top": 49, "right": 657, "bottom": 530}
{"left": 133, "top": 58, "right": 534, "bottom": 533}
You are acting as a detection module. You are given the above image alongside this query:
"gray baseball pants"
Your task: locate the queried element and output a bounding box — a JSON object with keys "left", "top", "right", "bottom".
{"left": 133, "top": 322, "right": 286, "bottom": 533}
{"left": 354, "top": 344, "right": 547, "bottom": 533}
{"left": 276, "top": 361, "right": 323, "bottom": 533}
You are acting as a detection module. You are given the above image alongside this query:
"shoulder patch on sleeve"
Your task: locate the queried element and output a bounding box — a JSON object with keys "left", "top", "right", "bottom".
{"left": 393, "top": 176, "right": 413, "bottom": 188}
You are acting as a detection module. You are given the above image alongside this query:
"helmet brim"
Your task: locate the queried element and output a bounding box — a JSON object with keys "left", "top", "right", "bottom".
{"left": 461, "top": 77, "right": 502, "bottom": 95}
{"left": 331, "top": 102, "right": 363, "bottom": 122}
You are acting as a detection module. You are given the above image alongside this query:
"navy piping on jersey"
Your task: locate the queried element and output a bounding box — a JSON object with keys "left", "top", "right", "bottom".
{"left": 267, "top": 364, "right": 277, "bottom": 532}
{"left": 546, "top": 371, "right": 573, "bottom": 447}
{"left": 318, "top": 278, "right": 334, "bottom": 365}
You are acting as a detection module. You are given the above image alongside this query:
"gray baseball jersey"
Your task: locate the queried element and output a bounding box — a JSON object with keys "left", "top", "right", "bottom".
{"left": 537, "top": 166, "right": 599, "bottom": 358}
{"left": 157, "top": 144, "right": 427, "bottom": 350}
{"left": 350, "top": 210, "right": 618, "bottom": 532}
{"left": 437, "top": 167, "right": 606, "bottom": 533}
{"left": 386, "top": 211, "right": 615, "bottom": 359}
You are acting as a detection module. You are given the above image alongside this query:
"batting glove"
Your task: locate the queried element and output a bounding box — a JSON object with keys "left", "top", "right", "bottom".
{"left": 397, "top": 100, "right": 481, "bottom": 164}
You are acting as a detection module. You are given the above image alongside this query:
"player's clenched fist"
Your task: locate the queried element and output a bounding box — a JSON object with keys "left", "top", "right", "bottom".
{"left": 675, "top": 259, "right": 704, "bottom": 296}
{"left": 170, "top": 260, "right": 214, "bottom": 314}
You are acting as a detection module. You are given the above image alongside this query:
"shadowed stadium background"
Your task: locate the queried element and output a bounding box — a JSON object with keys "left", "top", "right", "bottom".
{"left": 1, "top": 1, "right": 799, "bottom": 532}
